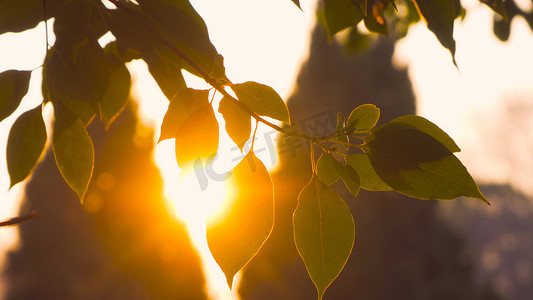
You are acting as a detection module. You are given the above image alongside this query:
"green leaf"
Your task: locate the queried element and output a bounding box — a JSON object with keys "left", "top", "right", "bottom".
{"left": 346, "top": 104, "right": 380, "bottom": 132}
{"left": 345, "top": 153, "right": 392, "bottom": 191}
{"left": 231, "top": 81, "right": 291, "bottom": 125}
{"left": 387, "top": 115, "right": 460, "bottom": 152}
{"left": 413, "top": 0, "right": 458, "bottom": 65}
{"left": 293, "top": 176, "right": 355, "bottom": 300}
{"left": 316, "top": 152, "right": 342, "bottom": 185}
{"left": 322, "top": 0, "right": 363, "bottom": 38}
{"left": 6, "top": 105, "right": 46, "bottom": 188}
{"left": 100, "top": 64, "right": 131, "bottom": 129}
{"left": 362, "top": 122, "right": 488, "bottom": 203}
{"left": 363, "top": 0, "right": 389, "bottom": 35}
{"left": 218, "top": 96, "right": 251, "bottom": 151}
{"left": 0, "top": 70, "right": 31, "bottom": 123}
{"left": 335, "top": 112, "right": 349, "bottom": 149}
{"left": 339, "top": 165, "right": 360, "bottom": 197}
{"left": 207, "top": 151, "right": 274, "bottom": 288}
{"left": 161, "top": 89, "right": 218, "bottom": 168}
{"left": 0, "top": 0, "right": 63, "bottom": 35}
{"left": 53, "top": 105, "right": 94, "bottom": 202}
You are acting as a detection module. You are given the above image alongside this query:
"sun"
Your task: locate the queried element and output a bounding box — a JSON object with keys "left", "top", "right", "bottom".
{"left": 154, "top": 140, "right": 241, "bottom": 300}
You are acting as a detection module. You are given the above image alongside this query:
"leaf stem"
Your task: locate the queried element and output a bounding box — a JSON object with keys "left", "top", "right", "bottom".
{"left": 309, "top": 141, "right": 316, "bottom": 174}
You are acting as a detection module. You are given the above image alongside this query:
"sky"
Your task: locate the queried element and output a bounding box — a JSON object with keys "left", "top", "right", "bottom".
{"left": 1, "top": 0, "right": 533, "bottom": 299}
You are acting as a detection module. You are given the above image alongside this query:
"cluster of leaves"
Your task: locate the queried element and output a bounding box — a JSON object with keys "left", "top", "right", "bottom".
{"left": 309, "top": 0, "right": 529, "bottom": 62}
{"left": 0, "top": 0, "right": 521, "bottom": 299}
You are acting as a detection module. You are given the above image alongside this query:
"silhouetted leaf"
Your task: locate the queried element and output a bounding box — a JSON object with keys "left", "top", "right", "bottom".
{"left": 52, "top": 0, "right": 107, "bottom": 47}
{"left": 0, "top": 0, "right": 63, "bottom": 34}
{"left": 493, "top": 16, "right": 511, "bottom": 41}
{"left": 322, "top": 0, "right": 363, "bottom": 37}
{"left": 363, "top": 0, "right": 389, "bottom": 35}
{"left": 413, "top": 0, "right": 458, "bottom": 64}
{"left": 363, "top": 122, "right": 488, "bottom": 203}
{"left": 104, "top": 41, "right": 141, "bottom": 63}
{"left": 339, "top": 165, "right": 360, "bottom": 197}
{"left": 480, "top": 0, "right": 507, "bottom": 20}
{"left": 335, "top": 112, "right": 349, "bottom": 149}
{"left": 45, "top": 39, "right": 111, "bottom": 125}
{"left": 53, "top": 105, "right": 94, "bottom": 202}
{"left": 346, "top": 153, "right": 392, "bottom": 191}
{"left": 0, "top": 70, "right": 31, "bottom": 123}
{"left": 108, "top": 0, "right": 227, "bottom": 83}
{"left": 293, "top": 176, "right": 355, "bottom": 300}
{"left": 388, "top": 115, "right": 460, "bottom": 152}
{"left": 316, "top": 152, "right": 342, "bottom": 185}
{"left": 231, "top": 81, "right": 290, "bottom": 125}
{"left": 219, "top": 96, "right": 251, "bottom": 151}
{"left": 100, "top": 64, "right": 131, "bottom": 129}
{"left": 159, "top": 88, "right": 210, "bottom": 142}
{"left": 346, "top": 104, "right": 380, "bottom": 132}
{"left": 290, "top": 0, "right": 302, "bottom": 10}
{"left": 207, "top": 151, "right": 274, "bottom": 288}
{"left": 6, "top": 105, "right": 46, "bottom": 188}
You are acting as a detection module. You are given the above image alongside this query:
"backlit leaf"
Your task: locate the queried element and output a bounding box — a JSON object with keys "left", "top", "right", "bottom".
{"left": 346, "top": 104, "right": 380, "bottom": 132}
{"left": 231, "top": 81, "right": 290, "bottom": 125}
{"left": 316, "top": 152, "right": 342, "bottom": 185}
{"left": 144, "top": 50, "right": 187, "bottom": 101}
{"left": 388, "top": 115, "right": 460, "bottom": 152}
{"left": 413, "top": 0, "right": 458, "bottom": 64}
{"left": 0, "top": 0, "right": 63, "bottom": 34}
{"left": 0, "top": 70, "right": 31, "bottom": 123}
{"left": 346, "top": 153, "right": 392, "bottom": 191}
{"left": 6, "top": 105, "right": 46, "bottom": 188}
{"left": 218, "top": 96, "right": 251, "bottom": 151}
{"left": 172, "top": 95, "right": 219, "bottom": 169}
{"left": 322, "top": 0, "right": 363, "bottom": 37}
{"left": 339, "top": 165, "right": 360, "bottom": 197}
{"left": 293, "top": 176, "right": 355, "bottom": 300}
{"left": 207, "top": 152, "right": 274, "bottom": 288}
{"left": 159, "top": 88, "right": 210, "bottom": 142}
{"left": 100, "top": 64, "right": 131, "bottom": 129}
{"left": 363, "top": 122, "right": 488, "bottom": 203}
{"left": 53, "top": 105, "right": 94, "bottom": 202}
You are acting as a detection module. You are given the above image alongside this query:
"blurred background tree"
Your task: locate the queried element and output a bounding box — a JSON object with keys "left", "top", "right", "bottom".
{"left": 4, "top": 104, "right": 207, "bottom": 299}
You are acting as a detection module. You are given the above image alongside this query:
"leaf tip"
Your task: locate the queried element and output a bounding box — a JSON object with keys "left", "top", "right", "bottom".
{"left": 226, "top": 274, "right": 234, "bottom": 290}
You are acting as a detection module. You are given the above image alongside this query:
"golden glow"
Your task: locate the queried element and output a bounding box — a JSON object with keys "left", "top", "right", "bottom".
{"left": 155, "top": 140, "right": 241, "bottom": 300}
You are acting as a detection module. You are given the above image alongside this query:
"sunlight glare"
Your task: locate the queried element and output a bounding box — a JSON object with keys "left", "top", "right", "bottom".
{"left": 154, "top": 140, "right": 241, "bottom": 300}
